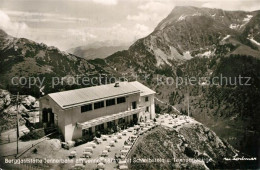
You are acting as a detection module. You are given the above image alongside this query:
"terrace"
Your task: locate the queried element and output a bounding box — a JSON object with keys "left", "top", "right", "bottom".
{"left": 77, "top": 107, "right": 145, "bottom": 130}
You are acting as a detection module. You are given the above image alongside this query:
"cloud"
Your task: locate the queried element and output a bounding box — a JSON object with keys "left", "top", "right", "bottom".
{"left": 127, "top": 13, "right": 151, "bottom": 21}
{"left": 101, "top": 23, "right": 152, "bottom": 43}
{"left": 0, "top": 10, "right": 29, "bottom": 37}
{"left": 4, "top": 10, "right": 90, "bottom": 24}
{"left": 138, "top": 1, "right": 173, "bottom": 12}
{"left": 127, "top": 1, "right": 174, "bottom": 22}
{"left": 91, "top": 0, "right": 118, "bottom": 5}
{"left": 127, "top": 1, "right": 174, "bottom": 26}
{"left": 133, "top": 23, "right": 151, "bottom": 38}
{"left": 201, "top": 0, "right": 260, "bottom": 11}
{"left": 67, "top": 29, "right": 97, "bottom": 42}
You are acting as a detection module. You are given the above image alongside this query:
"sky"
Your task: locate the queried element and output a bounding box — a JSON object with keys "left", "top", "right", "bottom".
{"left": 0, "top": 0, "right": 260, "bottom": 50}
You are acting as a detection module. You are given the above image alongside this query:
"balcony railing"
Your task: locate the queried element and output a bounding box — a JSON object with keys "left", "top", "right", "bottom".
{"left": 78, "top": 107, "right": 145, "bottom": 129}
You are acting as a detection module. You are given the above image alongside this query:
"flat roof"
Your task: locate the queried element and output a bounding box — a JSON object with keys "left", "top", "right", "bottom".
{"left": 48, "top": 82, "right": 140, "bottom": 109}
{"left": 129, "top": 81, "right": 156, "bottom": 96}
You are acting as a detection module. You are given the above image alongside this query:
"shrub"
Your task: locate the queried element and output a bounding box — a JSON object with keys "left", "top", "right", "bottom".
{"left": 75, "top": 139, "right": 84, "bottom": 146}
{"left": 20, "top": 129, "right": 45, "bottom": 141}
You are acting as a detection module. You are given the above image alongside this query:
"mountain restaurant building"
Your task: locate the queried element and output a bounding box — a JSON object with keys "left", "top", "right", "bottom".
{"left": 39, "top": 81, "right": 156, "bottom": 142}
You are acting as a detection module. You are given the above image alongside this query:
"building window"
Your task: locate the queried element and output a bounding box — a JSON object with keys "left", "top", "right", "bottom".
{"left": 118, "top": 118, "right": 125, "bottom": 124}
{"left": 107, "top": 121, "right": 113, "bottom": 128}
{"left": 132, "top": 101, "right": 137, "bottom": 109}
{"left": 145, "top": 96, "right": 149, "bottom": 102}
{"left": 94, "top": 101, "right": 104, "bottom": 109}
{"left": 146, "top": 106, "right": 149, "bottom": 112}
{"left": 81, "top": 104, "right": 92, "bottom": 113}
{"left": 82, "top": 128, "right": 92, "bottom": 136}
{"left": 42, "top": 109, "right": 48, "bottom": 122}
{"left": 117, "top": 97, "right": 126, "bottom": 104}
{"left": 106, "top": 98, "right": 115, "bottom": 106}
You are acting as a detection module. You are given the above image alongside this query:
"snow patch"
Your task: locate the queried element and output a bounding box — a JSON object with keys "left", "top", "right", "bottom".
{"left": 243, "top": 15, "right": 253, "bottom": 22}
{"left": 197, "top": 50, "right": 215, "bottom": 58}
{"left": 248, "top": 38, "right": 260, "bottom": 46}
{"left": 192, "top": 12, "right": 201, "bottom": 16}
{"left": 229, "top": 24, "right": 240, "bottom": 30}
{"left": 183, "top": 51, "right": 193, "bottom": 60}
{"left": 178, "top": 15, "right": 186, "bottom": 21}
{"left": 177, "top": 13, "right": 201, "bottom": 22}
{"left": 222, "top": 35, "right": 231, "bottom": 41}
{"left": 240, "top": 15, "right": 253, "bottom": 28}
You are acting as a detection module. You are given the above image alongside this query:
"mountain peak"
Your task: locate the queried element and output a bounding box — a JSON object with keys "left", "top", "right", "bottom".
{"left": 0, "top": 29, "right": 8, "bottom": 38}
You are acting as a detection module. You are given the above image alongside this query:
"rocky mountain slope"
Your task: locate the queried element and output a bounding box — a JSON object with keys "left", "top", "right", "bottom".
{"left": 101, "top": 7, "right": 260, "bottom": 159}
{"left": 104, "top": 6, "right": 260, "bottom": 75}
{"left": 0, "top": 29, "right": 117, "bottom": 97}
{"left": 0, "top": 89, "right": 38, "bottom": 131}
{"left": 128, "top": 119, "right": 255, "bottom": 169}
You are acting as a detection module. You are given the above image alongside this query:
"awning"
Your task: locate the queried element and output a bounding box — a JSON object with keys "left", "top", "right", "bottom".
{"left": 78, "top": 107, "right": 145, "bottom": 129}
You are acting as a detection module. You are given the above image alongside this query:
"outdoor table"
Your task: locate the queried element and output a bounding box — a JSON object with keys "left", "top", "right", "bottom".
{"left": 123, "top": 145, "right": 131, "bottom": 150}
{"left": 84, "top": 147, "right": 93, "bottom": 153}
{"left": 70, "top": 150, "right": 77, "bottom": 158}
{"left": 96, "top": 138, "right": 102, "bottom": 144}
{"left": 140, "top": 123, "right": 145, "bottom": 127}
{"left": 88, "top": 142, "right": 97, "bottom": 148}
{"left": 139, "top": 130, "right": 144, "bottom": 135}
{"left": 130, "top": 135, "right": 137, "bottom": 139}
{"left": 97, "top": 162, "right": 105, "bottom": 169}
{"left": 122, "top": 130, "right": 127, "bottom": 135}
{"left": 101, "top": 150, "right": 108, "bottom": 157}
{"left": 120, "top": 150, "right": 128, "bottom": 154}
{"left": 128, "top": 127, "right": 134, "bottom": 132}
{"left": 134, "top": 125, "right": 140, "bottom": 129}
{"left": 74, "top": 163, "right": 84, "bottom": 168}
{"left": 99, "top": 157, "right": 106, "bottom": 164}
{"left": 109, "top": 141, "right": 115, "bottom": 147}
{"left": 119, "top": 165, "right": 128, "bottom": 169}
{"left": 113, "top": 136, "right": 118, "bottom": 142}
{"left": 119, "top": 160, "right": 127, "bottom": 165}
{"left": 101, "top": 135, "right": 108, "bottom": 141}
{"left": 117, "top": 133, "right": 122, "bottom": 139}
{"left": 83, "top": 151, "right": 92, "bottom": 158}
{"left": 105, "top": 145, "right": 111, "bottom": 152}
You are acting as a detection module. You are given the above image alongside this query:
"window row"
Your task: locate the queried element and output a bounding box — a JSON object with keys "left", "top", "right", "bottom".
{"left": 81, "top": 96, "right": 126, "bottom": 113}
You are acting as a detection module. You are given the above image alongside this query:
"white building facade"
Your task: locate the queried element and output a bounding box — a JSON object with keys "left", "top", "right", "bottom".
{"left": 39, "top": 81, "right": 155, "bottom": 142}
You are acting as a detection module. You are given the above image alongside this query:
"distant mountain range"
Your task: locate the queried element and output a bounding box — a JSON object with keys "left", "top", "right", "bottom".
{"left": 67, "top": 45, "right": 128, "bottom": 60}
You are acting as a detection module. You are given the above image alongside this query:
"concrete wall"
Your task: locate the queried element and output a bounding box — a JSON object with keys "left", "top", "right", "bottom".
{"left": 39, "top": 96, "right": 65, "bottom": 136}
{"left": 138, "top": 94, "right": 155, "bottom": 120}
